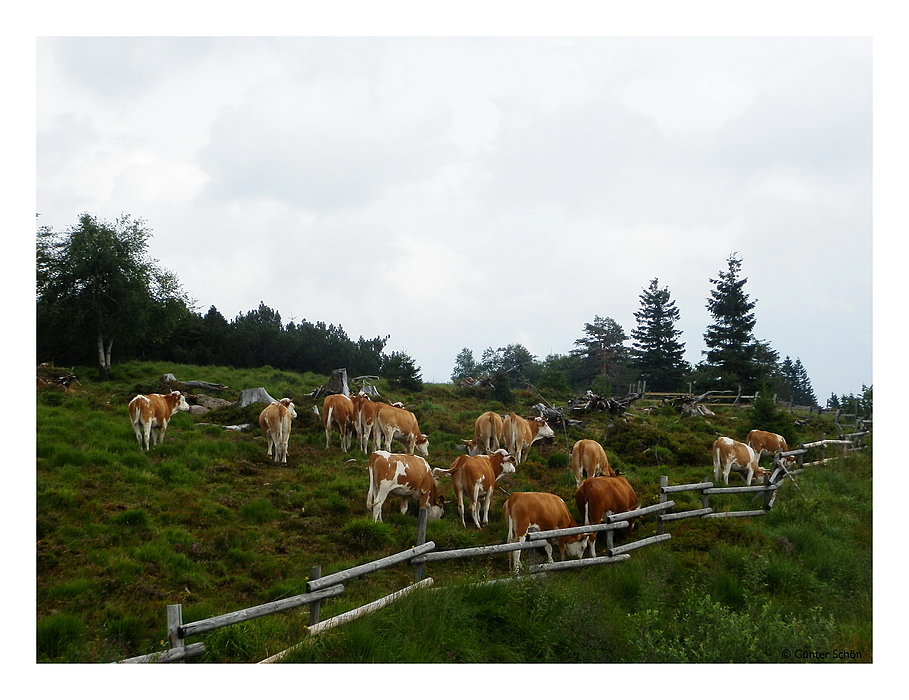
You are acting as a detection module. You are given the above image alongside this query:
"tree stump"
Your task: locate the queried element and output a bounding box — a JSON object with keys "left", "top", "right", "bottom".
{"left": 235, "top": 387, "right": 279, "bottom": 407}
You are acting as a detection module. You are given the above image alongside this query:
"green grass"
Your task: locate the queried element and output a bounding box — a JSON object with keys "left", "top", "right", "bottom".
{"left": 36, "top": 361, "right": 872, "bottom": 663}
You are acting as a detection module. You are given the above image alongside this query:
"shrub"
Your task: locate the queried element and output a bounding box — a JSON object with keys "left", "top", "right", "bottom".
{"left": 340, "top": 518, "right": 394, "bottom": 552}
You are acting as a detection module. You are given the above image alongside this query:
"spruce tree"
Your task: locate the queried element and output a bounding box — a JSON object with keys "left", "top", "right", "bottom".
{"left": 630, "top": 278, "right": 688, "bottom": 391}
{"left": 571, "top": 316, "right": 630, "bottom": 392}
{"left": 703, "top": 253, "right": 760, "bottom": 392}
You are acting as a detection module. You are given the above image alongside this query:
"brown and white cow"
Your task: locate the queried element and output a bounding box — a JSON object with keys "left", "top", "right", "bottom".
{"left": 375, "top": 404, "right": 429, "bottom": 456}
{"left": 502, "top": 492, "right": 588, "bottom": 572}
{"left": 258, "top": 398, "right": 297, "bottom": 464}
{"left": 463, "top": 411, "right": 505, "bottom": 456}
{"left": 351, "top": 394, "right": 384, "bottom": 454}
{"left": 569, "top": 439, "right": 616, "bottom": 487}
{"left": 128, "top": 391, "right": 190, "bottom": 451}
{"left": 434, "top": 449, "right": 516, "bottom": 528}
{"left": 712, "top": 436, "right": 766, "bottom": 486}
{"left": 574, "top": 476, "right": 639, "bottom": 557}
{"left": 746, "top": 429, "right": 796, "bottom": 469}
{"left": 503, "top": 414, "right": 555, "bottom": 464}
{"left": 366, "top": 451, "right": 444, "bottom": 522}
{"left": 322, "top": 394, "right": 355, "bottom": 452}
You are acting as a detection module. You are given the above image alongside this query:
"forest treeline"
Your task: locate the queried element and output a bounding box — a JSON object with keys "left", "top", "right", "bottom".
{"left": 36, "top": 212, "right": 868, "bottom": 409}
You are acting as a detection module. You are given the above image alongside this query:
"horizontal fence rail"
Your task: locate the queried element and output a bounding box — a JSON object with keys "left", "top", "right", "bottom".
{"left": 180, "top": 585, "right": 345, "bottom": 638}
{"left": 306, "top": 542, "right": 436, "bottom": 592}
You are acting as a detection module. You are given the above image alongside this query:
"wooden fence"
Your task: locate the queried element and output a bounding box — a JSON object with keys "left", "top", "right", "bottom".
{"left": 116, "top": 431, "right": 869, "bottom": 664}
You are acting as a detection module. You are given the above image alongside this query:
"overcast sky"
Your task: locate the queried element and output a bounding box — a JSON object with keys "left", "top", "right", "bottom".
{"left": 36, "top": 34, "right": 872, "bottom": 401}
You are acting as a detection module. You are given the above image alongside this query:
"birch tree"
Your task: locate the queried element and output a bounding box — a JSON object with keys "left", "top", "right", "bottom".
{"left": 36, "top": 213, "right": 189, "bottom": 380}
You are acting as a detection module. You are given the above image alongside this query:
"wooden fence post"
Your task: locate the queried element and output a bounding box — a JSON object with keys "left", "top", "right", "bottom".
{"left": 167, "top": 604, "right": 185, "bottom": 663}
{"left": 657, "top": 476, "right": 668, "bottom": 536}
{"left": 701, "top": 477, "right": 710, "bottom": 510}
{"left": 604, "top": 511, "right": 614, "bottom": 553}
{"left": 414, "top": 508, "right": 428, "bottom": 581}
{"left": 762, "top": 472, "right": 773, "bottom": 511}
{"left": 309, "top": 565, "right": 322, "bottom": 626}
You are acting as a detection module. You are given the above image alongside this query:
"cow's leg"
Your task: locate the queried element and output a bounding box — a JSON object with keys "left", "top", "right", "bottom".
{"left": 479, "top": 482, "right": 493, "bottom": 527}
{"left": 471, "top": 480, "right": 484, "bottom": 528}
{"left": 543, "top": 540, "right": 555, "bottom": 564}
{"left": 132, "top": 421, "right": 145, "bottom": 449}
{"left": 456, "top": 490, "right": 466, "bottom": 528}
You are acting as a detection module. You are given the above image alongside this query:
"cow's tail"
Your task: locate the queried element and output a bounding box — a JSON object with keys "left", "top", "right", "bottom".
{"left": 365, "top": 462, "right": 376, "bottom": 510}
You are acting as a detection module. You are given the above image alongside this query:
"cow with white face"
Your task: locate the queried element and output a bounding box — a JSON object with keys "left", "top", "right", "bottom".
{"left": 258, "top": 398, "right": 297, "bottom": 464}
{"left": 375, "top": 404, "right": 429, "bottom": 456}
{"left": 712, "top": 436, "right": 767, "bottom": 486}
{"left": 503, "top": 414, "right": 555, "bottom": 465}
{"left": 433, "top": 449, "right": 516, "bottom": 528}
{"left": 746, "top": 429, "right": 796, "bottom": 469}
{"left": 128, "top": 391, "right": 190, "bottom": 450}
{"left": 502, "top": 491, "right": 588, "bottom": 572}
{"left": 366, "top": 451, "right": 444, "bottom": 522}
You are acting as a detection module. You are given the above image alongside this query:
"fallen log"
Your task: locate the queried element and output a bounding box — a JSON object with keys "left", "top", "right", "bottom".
{"left": 160, "top": 373, "right": 228, "bottom": 392}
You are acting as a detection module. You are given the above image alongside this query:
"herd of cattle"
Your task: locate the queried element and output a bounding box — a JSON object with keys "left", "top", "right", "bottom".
{"left": 127, "top": 390, "right": 794, "bottom": 571}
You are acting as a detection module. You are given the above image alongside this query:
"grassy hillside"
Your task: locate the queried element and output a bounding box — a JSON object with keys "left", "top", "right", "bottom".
{"left": 36, "top": 361, "right": 872, "bottom": 662}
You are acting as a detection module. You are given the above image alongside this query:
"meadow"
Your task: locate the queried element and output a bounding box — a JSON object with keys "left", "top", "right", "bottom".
{"left": 36, "top": 361, "right": 872, "bottom": 663}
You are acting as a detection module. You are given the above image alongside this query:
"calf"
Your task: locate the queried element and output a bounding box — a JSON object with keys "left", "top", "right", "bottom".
{"left": 503, "top": 414, "right": 555, "bottom": 464}
{"left": 569, "top": 439, "right": 615, "bottom": 487}
{"left": 502, "top": 492, "right": 588, "bottom": 572}
{"left": 322, "top": 394, "right": 355, "bottom": 452}
{"left": 746, "top": 429, "right": 796, "bottom": 469}
{"left": 375, "top": 404, "right": 429, "bottom": 456}
{"left": 258, "top": 398, "right": 297, "bottom": 464}
{"left": 366, "top": 451, "right": 444, "bottom": 522}
{"left": 128, "top": 391, "right": 190, "bottom": 450}
{"left": 712, "top": 436, "right": 766, "bottom": 486}
{"left": 574, "top": 476, "right": 639, "bottom": 557}
{"left": 434, "top": 449, "right": 516, "bottom": 528}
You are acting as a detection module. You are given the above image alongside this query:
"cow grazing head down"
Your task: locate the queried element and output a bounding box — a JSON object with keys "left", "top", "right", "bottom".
{"left": 366, "top": 451, "right": 444, "bottom": 522}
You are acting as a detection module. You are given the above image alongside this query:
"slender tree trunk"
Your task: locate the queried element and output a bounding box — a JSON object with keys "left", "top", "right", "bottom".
{"left": 97, "top": 333, "right": 113, "bottom": 381}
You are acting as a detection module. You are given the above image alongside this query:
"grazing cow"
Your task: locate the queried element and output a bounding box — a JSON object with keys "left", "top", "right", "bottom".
{"left": 503, "top": 414, "right": 555, "bottom": 464}
{"left": 574, "top": 476, "right": 639, "bottom": 557}
{"left": 569, "top": 439, "right": 616, "bottom": 487}
{"left": 366, "top": 451, "right": 444, "bottom": 522}
{"left": 128, "top": 391, "right": 190, "bottom": 451}
{"left": 375, "top": 404, "right": 429, "bottom": 456}
{"left": 434, "top": 449, "right": 517, "bottom": 528}
{"left": 258, "top": 398, "right": 297, "bottom": 464}
{"left": 322, "top": 394, "right": 355, "bottom": 452}
{"left": 463, "top": 411, "right": 505, "bottom": 456}
{"left": 746, "top": 429, "right": 796, "bottom": 469}
{"left": 712, "top": 436, "right": 766, "bottom": 486}
{"left": 502, "top": 492, "right": 588, "bottom": 572}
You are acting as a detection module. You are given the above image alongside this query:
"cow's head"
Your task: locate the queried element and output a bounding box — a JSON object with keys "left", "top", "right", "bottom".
{"left": 461, "top": 438, "right": 480, "bottom": 456}
{"left": 492, "top": 449, "right": 516, "bottom": 478}
{"left": 171, "top": 391, "right": 190, "bottom": 413}
{"left": 563, "top": 533, "right": 589, "bottom": 560}
{"left": 278, "top": 398, "right": 298, "bottom": 418}
{"left": 426, "top": 493, "right": 445, "bottom": 521}
{"left": 415, "top": 434, "right": 430, "bottom": 456}
{"left": 534, "top": 418, "right": 556, "bottom": 439}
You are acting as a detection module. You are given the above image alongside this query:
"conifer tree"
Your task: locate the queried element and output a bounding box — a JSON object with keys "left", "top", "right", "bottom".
{"left": 630, "top": 278, "right": 688, "bottom": 391}
{"left": 702, "top": 253, "right": 761, "bottom": 392}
